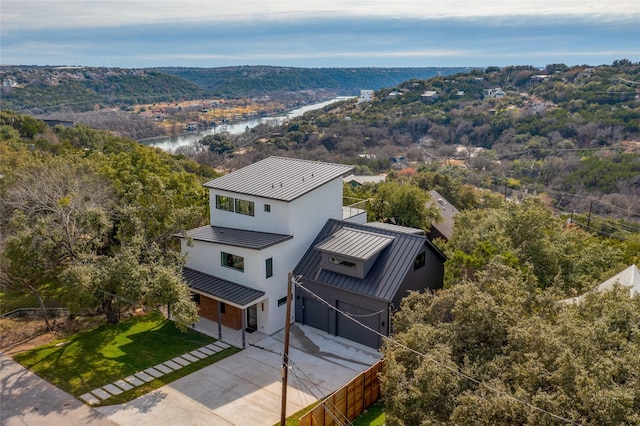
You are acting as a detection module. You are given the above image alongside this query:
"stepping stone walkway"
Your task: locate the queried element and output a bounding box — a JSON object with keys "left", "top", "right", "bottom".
{"left": 77, "top": 340, "right": 236, "bottom": 405}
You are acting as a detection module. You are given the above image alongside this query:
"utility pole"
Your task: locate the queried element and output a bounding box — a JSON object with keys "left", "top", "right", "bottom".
{"left": 280, "top": 272, "right": 293, "bottom": 426}
{"left": 586, "top": 200, "right": 593, "bottom": 230}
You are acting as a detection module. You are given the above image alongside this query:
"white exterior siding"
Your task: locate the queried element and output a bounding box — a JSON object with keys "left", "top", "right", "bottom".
{"left": 183, "top": 157, "right": 353, "bottom": 336}
{"left": 209, "top": 189, "right": 292, "bottom": 234}
{"left": 181, "top": 237, "right": 296, "bottom": 334}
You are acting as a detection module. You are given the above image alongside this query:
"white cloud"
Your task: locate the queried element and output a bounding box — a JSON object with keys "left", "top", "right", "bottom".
{"left": 3, "top": 0, "right": 638, "bottom": 32}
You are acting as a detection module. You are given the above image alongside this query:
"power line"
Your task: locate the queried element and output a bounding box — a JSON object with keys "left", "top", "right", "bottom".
{"left": 288, "top": 362, "right": 353, "bottom": 426}
{"left": 293, "top": 278, "right": 582, "bottom": 426}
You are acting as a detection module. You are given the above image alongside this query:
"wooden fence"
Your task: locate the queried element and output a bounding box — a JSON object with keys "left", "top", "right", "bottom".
{"left": 298, "top": 359, "right": 383, "bottom": 426}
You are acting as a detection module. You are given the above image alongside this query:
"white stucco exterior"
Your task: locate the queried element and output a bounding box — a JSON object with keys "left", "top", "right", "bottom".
{"left": 181, "top": 157, "right": 353, "bottom": 335}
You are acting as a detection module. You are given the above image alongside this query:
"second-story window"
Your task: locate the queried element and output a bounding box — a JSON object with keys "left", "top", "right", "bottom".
{"left": 216, "top": 195, "right": 234, "bottom": 212}
{"left": 266, "top": 257, "right": 273, "bottom": 278}
{"left": 221, "top": 252, "right": 244, "bottom": 272}
{"left": 235, "top": 199, "right": 255, "bottom": 216}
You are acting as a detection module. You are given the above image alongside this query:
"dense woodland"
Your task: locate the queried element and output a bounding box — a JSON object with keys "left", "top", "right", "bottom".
{"left": 156, "top": 66, "right": 471, "bottom": 97}
{"left": 206, "top": 61, "right": 640, "bottom": 224}
{"left": 0, "top": 112, "right": 217, "bottom": 329}
{"left": 2, "top": 61, "right": 640, "bottom": 424}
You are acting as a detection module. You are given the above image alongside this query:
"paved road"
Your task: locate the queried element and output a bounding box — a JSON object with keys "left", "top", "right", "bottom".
{"left": 0, "top": 354, "right": 117, "bottom": 426}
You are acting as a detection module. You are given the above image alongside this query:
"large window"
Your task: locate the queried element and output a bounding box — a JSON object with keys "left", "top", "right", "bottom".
{"left": 266, "top": 258, "right": 273, "bottom": 278}
{"left": 221, "top": 252, "right": 244, "bottom": 272}
{"left": 216, "top": 195, "right": 234, "bottom": 212}
{"left": 235, "top": 198, "right": 255, "bottom": 216}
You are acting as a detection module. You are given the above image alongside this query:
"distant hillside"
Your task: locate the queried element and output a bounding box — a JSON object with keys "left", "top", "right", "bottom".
{"left": 1, "top": 66, "right": 208, "bottom": 113}
{"left": 155, "top": 66, "right": 472, "bottom": 97}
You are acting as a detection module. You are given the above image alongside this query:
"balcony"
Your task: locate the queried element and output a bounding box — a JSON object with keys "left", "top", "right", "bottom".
{"left": 343, "top": 197, "right": 367, "bottom": 224}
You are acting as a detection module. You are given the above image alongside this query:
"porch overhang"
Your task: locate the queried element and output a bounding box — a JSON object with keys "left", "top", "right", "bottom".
{"left": 183, "top": 267, "right": 266, "bottom": 310}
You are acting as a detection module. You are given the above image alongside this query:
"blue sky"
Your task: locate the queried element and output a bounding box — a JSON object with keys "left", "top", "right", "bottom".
{"left": 1, "top": 1, "right": 638, "bottom": 68}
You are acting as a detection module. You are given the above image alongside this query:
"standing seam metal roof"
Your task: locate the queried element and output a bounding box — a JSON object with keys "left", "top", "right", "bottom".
{"left": 180, "top": 225, "right": 292, "bottom": 250}
{"left": 203, "top": 156, "right": 353, "bottom": 201}
{"left": 294, "top": 219, "right": 445, "bottom": 302}
{"left": 314, "top": 228, "right": 394, "bottom": 261}
{"left": 183, "top": 267, "right": 265, "bottom": 309}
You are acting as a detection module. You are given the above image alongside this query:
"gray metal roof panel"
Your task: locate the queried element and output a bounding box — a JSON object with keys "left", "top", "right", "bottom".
{"left": 314, "top": 228, "right": 394, "bottom": 261}
{"left": 203, "top": 156, "right": 353, "bottom": 201}
{"left": 294, "top": 220, "right": 443, "bottom": 302}
{"left": 425, "top": 190, "right": 459, "bottom": 240}
{"left": 183, "top": 268, "right": 265, "bottom": 309}
{"left": 366, "top": 222, "right": 426, "bottom": 235}
{"left": 182, "top": 225, "right": 292, "bottom": 250}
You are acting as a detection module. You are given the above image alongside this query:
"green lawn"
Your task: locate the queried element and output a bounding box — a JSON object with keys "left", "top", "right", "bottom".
{"left": 0, "top": 282, "right": 65, "bottom": 314}
{"left": 353, "top": 401, "right": 386, "bottom": 425}
{"left": 281, "top": 400, "right": 385, "bottom": 426}
{"left": 14, "top": 311, "right": 238, "bottom": 404}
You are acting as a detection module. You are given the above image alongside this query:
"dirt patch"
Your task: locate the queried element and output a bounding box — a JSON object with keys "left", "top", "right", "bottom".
{"left": 0, "top": 316, "right": 103, "bottom": 356}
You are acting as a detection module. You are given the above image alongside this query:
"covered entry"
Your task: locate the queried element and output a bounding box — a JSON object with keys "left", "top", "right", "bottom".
{"left": 183, "top": 267, "right": 266, "bottom": 348}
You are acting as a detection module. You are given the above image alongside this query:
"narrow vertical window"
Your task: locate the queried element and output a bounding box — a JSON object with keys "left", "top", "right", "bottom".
{"left": 266, "top": 257, "right": 273, "bottom": 278}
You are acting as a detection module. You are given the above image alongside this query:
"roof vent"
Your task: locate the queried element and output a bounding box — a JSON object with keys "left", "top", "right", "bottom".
{"left": 280, "top": 182, "right": 283, "bottom": 187}
{"left": 271, "top": 183, "right": 274, "bottom": 188}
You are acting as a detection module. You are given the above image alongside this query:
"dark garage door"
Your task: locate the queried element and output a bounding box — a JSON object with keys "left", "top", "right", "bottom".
{"left": 336, "top": 300, "right": 380, "bottom": 348}
{"left": 302, "top": 296, "right": 329, "bottom": 332}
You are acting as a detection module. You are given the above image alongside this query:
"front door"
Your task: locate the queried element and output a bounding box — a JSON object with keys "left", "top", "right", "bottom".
{"left": 246, "top": 305, "right": 257, "bottom": 331}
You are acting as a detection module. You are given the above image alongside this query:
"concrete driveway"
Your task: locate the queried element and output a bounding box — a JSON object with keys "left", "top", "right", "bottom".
{"left": 0, "top": 353, "right": 117, "bottom": 426}
{"left": 95, "top": 324, "right": 381, "bottom": 425}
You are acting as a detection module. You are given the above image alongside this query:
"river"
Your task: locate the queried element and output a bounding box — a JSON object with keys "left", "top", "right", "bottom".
{"left": 139, "top": 96, "right": 353, "bottom": 151}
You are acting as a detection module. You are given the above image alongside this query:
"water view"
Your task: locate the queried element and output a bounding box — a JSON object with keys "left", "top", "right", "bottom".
{"left": 140, "top": 97, "right": 353, "bottom": 151}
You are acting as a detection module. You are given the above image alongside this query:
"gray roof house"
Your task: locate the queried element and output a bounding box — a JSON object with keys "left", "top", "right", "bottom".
{"left": 425, "top": 189, "right": 459, "bottom": 242}
{"left": 178, "top": 156, "right": 361, "bottom": 347}
{"left": 178, "top": 155, "right": 446, "bottom": 350}
{"left": 293, "top": 219, "right": 446, "bottom": 348}
{"left": 563, "top": 264, "right": 640, "bottom": 304}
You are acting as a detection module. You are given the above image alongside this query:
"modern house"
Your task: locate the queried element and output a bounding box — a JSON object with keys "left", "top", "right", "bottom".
{"left": 358, "top": 90, "right": 374, "bottom": 104}
{"left": 178, "top": 156, "right": 445, "bottom": 349}
{"left": 178, "top": 157, "right": 365, "bottom": 344}
{"left": 294, "top": 220, "right": 446, "bottom": 348}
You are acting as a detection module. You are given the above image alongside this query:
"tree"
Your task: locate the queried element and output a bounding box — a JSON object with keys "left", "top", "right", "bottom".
{"left": 369, "top": 181, "right": 436, "bottom": 229}
{"left": 382, "top": 260, "right": 640, "bottom": 425}
{"left": 1, "top": 120, "right": 208, "bottom": 329}
{"left": 60, "top": 242, "right": 197, "bottom": 328}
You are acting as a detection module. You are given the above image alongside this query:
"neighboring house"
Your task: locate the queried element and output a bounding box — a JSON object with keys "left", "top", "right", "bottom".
{"left": 343, "top": 174, "right": 387, "bottom": 187}
{"left": 484, "top": 88, "right": 506, "bottom": 98}
{"left": 563, "top": 264, "right": 640, "bottom": 304}
{"left": 294, "top": 220, "right": 446, "bottom": 348}
{"left": 186, "top": 122, "right": 199, "bottom": 131}
{"left": 420, "top": 90, "right": 438, "bottom": 102}
{"left": 425, "top": 190, "right": 459, "bottom": 242}
{"left": 178, "top": 157, "right": 364, "bottom": 345}
{"left": 358, "top": 90, "right": 374, "bottom": 103}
